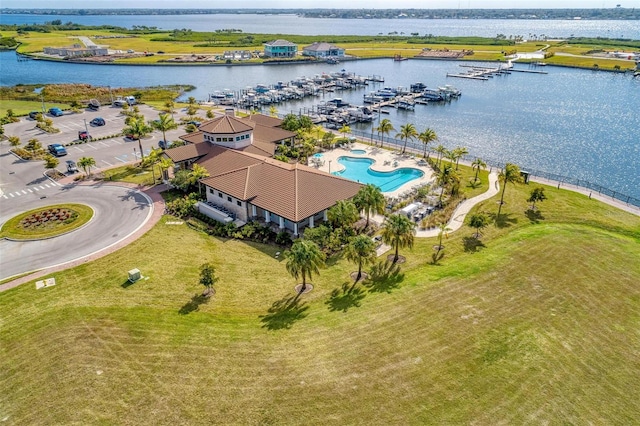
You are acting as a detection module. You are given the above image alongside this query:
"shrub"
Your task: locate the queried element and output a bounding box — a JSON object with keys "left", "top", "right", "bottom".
{"left": 275, "top": 231, "right": 292, "bottom": 246}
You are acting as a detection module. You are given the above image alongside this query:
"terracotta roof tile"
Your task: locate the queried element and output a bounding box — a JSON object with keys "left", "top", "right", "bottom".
{"left": 199, "top": 115, "right": 253, "bottom": 134}
{"left": 163, "top": 141, "right": 210, "bottom": 163}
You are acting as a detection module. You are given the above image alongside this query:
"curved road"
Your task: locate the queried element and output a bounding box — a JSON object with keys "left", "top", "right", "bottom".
{"left": 0, "top": 184, "right": 152, "bottom": 281}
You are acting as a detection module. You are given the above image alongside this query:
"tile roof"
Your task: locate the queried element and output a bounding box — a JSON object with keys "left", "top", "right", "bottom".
{"left": 303, "top": 42, "right": 343, "bottom": 52}
{"left": 198, "top": 115, "right": 253, "bottom": 134}
{"left": 163, "top": 140, "right": 210, "bottom": 163}
{"left": 200, "top": 152, "right": 362, "bottom": 222}
{"left": 247, "top": 114, "right": 283, "bottom": 127}
{"left": 265, "top": 39, "right": 297, "bottom": 47}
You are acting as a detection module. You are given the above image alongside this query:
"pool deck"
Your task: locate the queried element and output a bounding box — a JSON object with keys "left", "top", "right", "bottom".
{"left": 313, "top": 142, "right": 434, "bottom": 198}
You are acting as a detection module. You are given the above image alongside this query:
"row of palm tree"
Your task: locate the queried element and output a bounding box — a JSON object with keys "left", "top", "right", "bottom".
{"left": 373, "top": 119, "right": 439, "bottom": 157}
{"left": 122, "top": 113, "right": 178, "bottom": 161}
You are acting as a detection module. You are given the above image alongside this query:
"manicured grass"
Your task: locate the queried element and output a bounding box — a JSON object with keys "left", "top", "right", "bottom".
{"left": 1, "top": 180, "right": 639, "bottom": 424}
{"left": 98, "top": 163, "right": 161, "bottom": 185}
{"left": 0, "top": 100, "right": 70, "bottom": 116}
{"left": 0, "top": 203, "right": 94, "bottom": 240}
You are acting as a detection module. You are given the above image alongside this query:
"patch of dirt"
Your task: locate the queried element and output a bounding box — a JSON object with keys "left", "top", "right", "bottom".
{"left": 386, "top": 254, "right": 406, "bottom": 264}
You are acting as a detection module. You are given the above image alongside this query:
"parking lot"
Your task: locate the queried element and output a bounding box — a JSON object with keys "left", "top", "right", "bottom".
{"left": 0, "top": 103, "right": 192, "bottom": 200}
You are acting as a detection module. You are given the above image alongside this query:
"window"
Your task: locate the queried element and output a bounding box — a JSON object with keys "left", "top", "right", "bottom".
{"left": 218, "top": 192, "right": 222, "bottom": 198}
{"left": 216, "top": 137, "right": 221, "bottom": 142}
{"left": 209, "top": 188, "right": 214, "bottom": 194}
{"left": 227, "top": 196, "right": 232, "bottom": 202}
{"left": 237, "top": 201, "right": 241, "bottom": 206}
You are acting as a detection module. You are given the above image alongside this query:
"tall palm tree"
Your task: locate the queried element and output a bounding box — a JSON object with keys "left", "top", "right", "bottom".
{"left": 381, "top": 214, "right": 416, "bottom": 264}
{"left": 417, "top": 128, "right": 438, "bottom": 159}
{"left": 339, "top": 124, "right": 352, "bottom": 142}
{"left": 123, "top": 118, "right": 152, "bottom": 160}
{"left": 77, "top": 156, "right": 97, "bottom": 177}
{"left": 157, "top": 156, "right": 174, "bottom": 182}
{"left": 471, "top": 157, "right": 487, "bottom": 183}
{"left": 344, "top": 235, "right": 377, "bottom": 282}
{"left": 189, "top": 163, "right": 210, "bottom": 196}
{"left": 152, "top": 113, "right": 178, "bottom": 146}
{"left": 453, "top": 146, "right": 469, "bottom": 170}
{"left": 396, "top": 123, "right": 418, "bottom": 154}
{"left": 434, "top": 144, "right": 447, "bottom": 169}
{"left": 436, "top": 222, "right": 452, "bottom": 250}
{"left": 327, "top": 199, "right": 359, "bottom": 229}
{"left": 497, "top": 163, "right": 523, "bottom": 217}
{"left": 353, "top": 184, "right": 385, "bottom": 228}
{"left": 284, "top": 239, "right": 326, "bottom": 292}
{"left": 143, "top": 148, "right": 163, "bottom": 183}
{"left": 436, "top": 165, "right": 459, "bottom": 204}
{"left": 375, "top": 118, "right": 395, "bottom": 148}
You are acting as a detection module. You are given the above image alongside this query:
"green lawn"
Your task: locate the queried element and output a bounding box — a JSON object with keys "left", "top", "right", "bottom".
{"left": 1, "top": 181, "right": 639, "bottom": 424}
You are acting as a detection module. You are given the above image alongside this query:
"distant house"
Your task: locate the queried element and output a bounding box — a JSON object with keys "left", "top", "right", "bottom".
{"left": 223, "top": 50, "right": 253, "bottom": 60}
{"left": 164, "top": 111, "right": 362, "bottom": 235}
{"left": 263, "top": 39, "right": 298, "bottom": 58}
{"left": 43, "top": 44, "right": 108, "bottom": 57}
{"left": 302, "top": 42, "right": 345, "bottom": 58}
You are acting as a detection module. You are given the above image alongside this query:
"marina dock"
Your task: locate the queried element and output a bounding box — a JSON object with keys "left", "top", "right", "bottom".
{"left": 447, "top": 62, "right": 548, "bottom": 80}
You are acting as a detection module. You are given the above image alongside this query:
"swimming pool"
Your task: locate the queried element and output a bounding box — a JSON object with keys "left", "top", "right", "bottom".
{"left": 313, "top": 153, "right": 324, "bottom": 158}
{"left": 332, "top": 157, "right": 424, "bottom": 192}
{"left": 350, "top": 149, "right": 367, "bottom": 155}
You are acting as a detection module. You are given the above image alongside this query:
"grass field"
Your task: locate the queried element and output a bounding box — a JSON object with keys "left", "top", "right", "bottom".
{"left": 1, "top": 177, "right": 639, "bottom": 424}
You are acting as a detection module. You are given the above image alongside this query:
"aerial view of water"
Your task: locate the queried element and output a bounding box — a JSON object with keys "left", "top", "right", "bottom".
{"left": 2, "top": 13, "right": 639, "bottom": 39}
{"left": 1, "top": 13, "right": 639, "bottom": 202}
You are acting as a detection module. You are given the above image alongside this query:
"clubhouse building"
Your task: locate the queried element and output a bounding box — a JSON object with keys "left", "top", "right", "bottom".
{"left": 164, "top": 111, "right": 362, "bottom": 236}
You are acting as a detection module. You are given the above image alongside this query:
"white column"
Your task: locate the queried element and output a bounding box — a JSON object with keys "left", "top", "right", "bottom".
{"left": 294, "top": 222, "right": 299, "bottom": 236}
{"left": 323, "top": 209, "right": 328, "bottom": 221}
{"left": 279, "top": 217, "right": 285, "bottom": 229}
{"left": 309, "top": 215, "right": 315, "bottom": 228}
{"left": 251, "top": 205, "right": 257, "bottom": 217}
{"left": 265, "top": 211, "right": 271, "bottom": 223}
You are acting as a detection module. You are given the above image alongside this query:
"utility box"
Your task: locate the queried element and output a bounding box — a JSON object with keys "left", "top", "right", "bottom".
{"left": 520, "top": 171, "right": 530, "bottom": 184}
{"left": 128, "top": 268, "right": 141, "bottom": 283}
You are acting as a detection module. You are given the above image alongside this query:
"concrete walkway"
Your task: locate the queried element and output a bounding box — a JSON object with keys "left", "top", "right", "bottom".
{"left": 371, "top": 171, "right": 500, "bottom": 239}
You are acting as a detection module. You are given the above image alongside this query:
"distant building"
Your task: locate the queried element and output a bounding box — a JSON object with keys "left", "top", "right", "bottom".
{"left": 43, "top": 44, "right": 108, "bottom": 57}
{"left": 263, "top": 39, "right": 298, "bottom": 58}
{"left": 301, "top": 42, "right": 345, "bottom": 58}
{"left": 223, "top": 50, "right": 253, "bottom": 60}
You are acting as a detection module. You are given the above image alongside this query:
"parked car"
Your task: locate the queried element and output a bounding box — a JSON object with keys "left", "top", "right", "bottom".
{"left": 47, "top": 143, "right": 67, "bottom": 157}
{"left": 88, "top": 99, "right": 100, "bottom": 110}
{"left": 78, "top": 130, "right": 91, "bottom": 141}
{"left": 28, "top": 111, "right": 41, "bottom": 120}
{"left": 90, "top": 117, "right": 106, "bottom": 126}
{"left": 187, "top": 121, "right": 201, "bottom": 127}
{"left": 158, "top": 140, "right": 174, "bottom": 149}
{"left": 66, "top": 160, "right": 78, "bottom": 173}
{"left": 48, "top": 107, "right": 63, "bottom": 117}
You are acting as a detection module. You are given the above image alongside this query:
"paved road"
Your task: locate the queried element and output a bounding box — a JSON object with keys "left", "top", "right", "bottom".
{"left": 0, "top": 184, "right": 152, "bottom": 281}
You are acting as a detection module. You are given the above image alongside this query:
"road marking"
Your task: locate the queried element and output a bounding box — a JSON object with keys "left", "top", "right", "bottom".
{"left": 33, "top": 187, "right": 39, "bottom": 191}
{"left": 110, "top": 139, "right": 124, "bottom": 145}
{"left": 115, "top": 156, "right": 128, "bottom": 163}
{"left": 99, "top": 141, "right": 110, "bottom": 147}
{"left": 85, "top": 143, "right": 98, "bottom": 150}
{"left": 101, "top": 160, "right": 113, "bottom": 167}
{"left": 27, "top": 189, "right": 33, "bottom": 193}
{"left": 73, "top": 146, "right": 85, "bottom": 153}
{"left": 9, "top": 193, "right": 15, "bottom": 197}
{"left": 38, "top": 185, "right": 45, "bottom": 190}
{"left": 2, "top": 195, "right": 7, "bottom": 199}
{"left": 21, "top": 190, "right": 27, "bottom": 195}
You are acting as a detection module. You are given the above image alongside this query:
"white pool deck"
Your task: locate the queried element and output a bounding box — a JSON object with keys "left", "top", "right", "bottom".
{"left": 313, "top": 142, "right": 435, "bottom": 199}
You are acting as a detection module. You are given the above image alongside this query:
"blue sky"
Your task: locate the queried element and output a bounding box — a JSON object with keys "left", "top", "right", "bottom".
{"left": 3, "top": 1, "right": 637, "bottom": 8}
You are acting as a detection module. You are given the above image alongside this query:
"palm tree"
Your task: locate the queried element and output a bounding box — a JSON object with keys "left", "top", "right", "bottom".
{"left": 375, "top": 118, "right": 395, "bottom": 148}
{"left": 339, "top": 124, "right": 351, "bottom": 143}
{"left": 344, "top": 235, "right": 377, "bottom": 282}
{"left": 123, "top": 118, "right": 152, "bottom": 160}
{"left": 381, "top": 214, "right": 416, "bottom": 264}
{"left": 434, "top": 144, "right": 447, "bottom": 169}
{"left": 77, "top": 156, "right": 97, "bottom": 177}
{"left": 269, "top": 105, "right": 278, "bottom": 117}
{"left": 417, "top": 128, "right": 438, "bottom": 158}
{"left": 453, "top": 146, "right": 468, "bottom": 170}
{"left": 468, "top": 213, "right": 489, "bottom": 238}
{"left": 435, "top": 222, "right": 452, "bottom": 250}
{"left": 497, "top": 163, "right": 523, "bottom": 217}
{"left": 396, "top": 123, "right": 418, "bottom": 154}
{"left": 437, "top": 165, "right": 455, "bottom": 204}
{"left": 471, "top": 157, "right": 487, "bottom": 183}
{"left": 157, "top": 156, "right": 174, "bottom": 182}
{"left": 284, "top": 239, "right": 326, "bottom": 292}
{"left": 43, "top": 154, "right": 59, "bottom": 172}
{"left": 327, "top": 199, "right": 359, "bottom": 229}
{"left": 152, "top": 113, "right": 177, "bottom": 146}
{"left": 143, "top": 148, "right": 163, "bottom": 183}
{"left": 527, "top": 187, "right": 547, "bottom": 210}
{"left": 189, "top": 163, "right": 210, "bottom": 196}
{"left": 353, "top": 184, "right": 385, "bottom": 229}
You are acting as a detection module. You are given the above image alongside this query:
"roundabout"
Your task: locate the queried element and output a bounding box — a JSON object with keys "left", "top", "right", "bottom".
{"left": 0, "top": 184, "right": 153, "bottom": 282}
{"left": 0, "top": 203, "right": 94, "bottom": 240}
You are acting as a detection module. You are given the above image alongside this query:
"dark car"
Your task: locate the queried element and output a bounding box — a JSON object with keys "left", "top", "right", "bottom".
{"left": 48, "top": 143, "right": 67, "bottom": 157}
{"left": 28, "top": 111, "right": 41, "bottom": 120}
{"left": 66, "top": 160, "right": 78, "bottom": 173}
{"left": 186, "top": 121, "right": 201, "bottom": 127}
{"left": 90, "top": 117, "right": 106, "bottom": 126}
{"left": 158, "top": 140, "right": 174, "bottom": 149}
{"left": 78, "top": 130, "right": 91, "bottom": 141}
{"left": 48, "top": 107, "right": 63, "bottom": 117}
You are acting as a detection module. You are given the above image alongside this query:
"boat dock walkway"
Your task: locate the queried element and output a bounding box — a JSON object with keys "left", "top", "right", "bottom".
{"left": 448, "top": 63, "right": 548, "bottom": 80}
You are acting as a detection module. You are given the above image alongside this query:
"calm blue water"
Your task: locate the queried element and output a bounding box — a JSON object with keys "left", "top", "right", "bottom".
{"left": 2, "top": 51, "right": 639, "bottom": 200}
{"left": 1, "top": 13, "right": 639, "bottom": 39}
{"left": 333, "top": 156, "right": 424, "bottom": 192}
